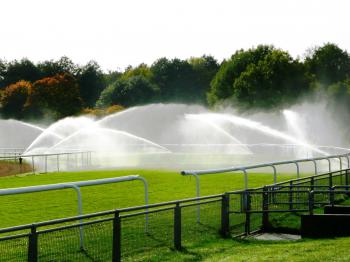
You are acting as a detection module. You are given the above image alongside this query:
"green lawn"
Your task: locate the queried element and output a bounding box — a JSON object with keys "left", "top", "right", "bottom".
{"left": 132, "top": 237, "right": 350, "bottom": 262}
{"left": 0, "top": 169, "right": 301, "bottom": 228}
{"left": 1, "top": 169, "right": 349, "bottom": 261}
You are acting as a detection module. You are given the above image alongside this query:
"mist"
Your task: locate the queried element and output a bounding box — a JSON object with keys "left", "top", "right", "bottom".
{"left": 1, "top": 95, "right": 349, "bottom": 172}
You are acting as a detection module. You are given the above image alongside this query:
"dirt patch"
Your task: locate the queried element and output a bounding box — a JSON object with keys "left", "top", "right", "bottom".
{"left": 0, "top": 161, "right": 32, "bottom": 177}
{"left": 252, "top": 233, "right": 301, "bottom": 241}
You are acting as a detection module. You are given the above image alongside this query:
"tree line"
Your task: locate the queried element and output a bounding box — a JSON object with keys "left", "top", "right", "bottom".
{"left": 1, "top": 43, "right": 350, "bottom": 120}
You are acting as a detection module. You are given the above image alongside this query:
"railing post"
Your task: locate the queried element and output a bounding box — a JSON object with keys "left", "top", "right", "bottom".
{"left": 31, "top": 156, "right": 35, "bottom": 174}
{"left": 112, "top": 211, "right": 121, "bottom": 262}
{"left": 295, "top": 162, "right": 300, "bottom": 179}
{"left": 329, "top": 173, "right": 333, "bottom": 188}
{"left": 220, "top": 193, "right": 230, "bottom": 237}
{"left": 310, "top": 177, "right": 314, "bottom": 191}
{"left": 242, "top": 169, "right": 248, "bottom": 190}
{"left": 244, "top": 191, "right": 251, "bottom": 235}
{"left": 174, "top": 203, "right": 182, "bottom": 250}
{"left": 193, "top": 173, "right": 200, "bottom": 223}
{"left": 346, "top": 169, "right": 349, "bottom": 189}
{"left": 272, "top": 165, "right": 277, "bottom": 185}
{"left": 28, "top": 225, "right": 38, "bottom": 262}
{"left": 289, "top": 181, "right": 293, "bottom": 210}
{"left": 19, "top": 156, "right": 23, "bottom": 173}
{"left": 340, "top": 157, "right": 343, "bottom": 184}
{"left": 67, "top": 154, "right": 69, "bottom": 169}
{"left": 330, "top": 187, "right": 335, "bottom": 206}
{"left": 45, "top": 155, "right": 48, "bottom": 173}
{"left": 57, "top": 154, "right": 60, "bottom": 172}
{"left": 262, "top": 187, "right": 269, "bottom": 230}
{"left": 308, "top": 191, "right": 314, "bottom": 215}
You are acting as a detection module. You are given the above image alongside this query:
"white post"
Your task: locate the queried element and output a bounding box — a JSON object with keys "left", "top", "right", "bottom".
{"left": 326, "top": 158, "right": 331, "bottom": 172}
{"left": 294, "top": 161, "right": 300, "bottom": 179}
{"left": 242, "top": 168, "right": 248, "bottom": 189}
{"left": 271, "top": 165, "right": 277, "bottom": 184}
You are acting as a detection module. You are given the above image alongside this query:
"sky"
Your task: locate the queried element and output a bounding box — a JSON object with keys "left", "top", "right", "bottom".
{"left": 0, "top": 0, "right": 349, "bottom": 72}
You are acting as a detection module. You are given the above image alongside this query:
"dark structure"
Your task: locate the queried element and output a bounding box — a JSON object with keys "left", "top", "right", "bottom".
{"left": 301, "top": 213, "right": 350, "bottom": 238}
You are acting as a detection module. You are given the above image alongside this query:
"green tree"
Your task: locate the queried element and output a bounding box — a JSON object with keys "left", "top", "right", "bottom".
{"left": 151, "top": 58, "right": 200, "bottom": 102}
{"left": 77, "top": 61, "right": 105, "bottom": 107}
{"left": 96, "top": 75, "right": 158, "bottom": 108}
{"left": 37, "top": 56, "right": 78, "bottom": 78}
{"left": 233, "top": 50, "right": 309, "bottom": 108}
{"left": 0, "top": 59, "right": 6, "bottom": 83}
{"left": 103, "top": 70, "right": 122, "bottom": 87}
{"left": 208, "top": 45, "right": 274, "bottom": 105}
{"left": 305, "top": 43, "right": 350, "bottom": 85}
{"left": 208, "top": 46, "right": 309, "bottom": 108}
{"left": 0, "top": 59, "right": 41, "bottom": 89}
{"left": 188, "top": 55, "right": 219, "bottom": 104}
{"left": 121, "top": 63, "right": 153, "bottom": 80}
{"left": 328, "top": 79, "right": 350, "bottom": 105}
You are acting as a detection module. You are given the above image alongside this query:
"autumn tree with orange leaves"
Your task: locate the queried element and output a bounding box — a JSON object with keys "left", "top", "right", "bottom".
{"left": 0, "top": 80, "right": 32, "bottom": 119}
{"left": 30, "top": 73, "right": 83, "bottom": 119}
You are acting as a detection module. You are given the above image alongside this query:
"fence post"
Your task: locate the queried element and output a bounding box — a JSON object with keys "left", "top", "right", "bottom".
{"left": 112, "top": 211, "right": 121, "bottom": 262}
{"left": 289, "top": 181, "right": 293, "bottom": 210}
{"left": 346, "top": 169, "right": 349, "bottom": 192}
{"left": 28, "top": 225, "right": 38, "bottom": 262}
{"left": 330, "top": 187, "right": 335, "bottom": 206}
{"left": 244, "top": 191, "right": 251, "bottom": 235}
{"left": 45, "top": 156, "right": 48, "bottom": 173}
{"left": 220, "top": 193, "right": 230, "bottom": 237}
{"left": 31, "top": 156, "right": 35, "bottom": 174}
{"left": 57, "top": 155, "right": 60, "bottom": 172}
{"left": 310, "top": 177, "right": 314, "bottom": 191}
{"left": 19, "top": 156, "right": 23, "bottom": 173}
{"left": 174, "top": 203, "right": 182, "bottom": 250}
{"left": 308, "top": 191, "right": 314, "bottom": 215}
{"left": 262, "top": 187, "right": 269, "bottom": 230}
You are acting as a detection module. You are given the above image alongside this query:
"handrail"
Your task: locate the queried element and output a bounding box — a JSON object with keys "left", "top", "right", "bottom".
{"left": 20, "top": 151, "right": 93, "bottom": 158}
{"left": 181, "top": 153, "right": 350, "bottom": 222}
{"left": 181, "top": 153, "right": 350, "bottom": 190}
{"left": 182, "top": 153, "right": 350, "bottom": 176}
{"left": 0, "top": 175, "right": 148, "bottom": 250}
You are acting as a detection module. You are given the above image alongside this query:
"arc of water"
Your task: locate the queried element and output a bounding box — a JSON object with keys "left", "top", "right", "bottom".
{"left": 23, "top": 130, "right": 65, "bottom": 154}
{"left": 96, "top": 106, "right": 139, "bottom": 125}
{"left": 283, "top": 110, "right": 307, "bottom": 142}
{"left": 184, "top": 114, "right": 252, "bottom": 154}
{"left": 47, "top": 126, "right": 171, "bottom": 153}
{"left": 10, "top": 120, "right": 46, "bottom": 133}
{"left": 193, "top": 113, "right": 329, "bottom": 156}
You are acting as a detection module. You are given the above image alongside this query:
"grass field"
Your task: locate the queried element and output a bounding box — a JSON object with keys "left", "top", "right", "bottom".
{"left": 1, "top": 168, "right": 350, "bottom": 261}
{"left": 0, "top": 169, "right": 302, "bottom": 228}
{"left": 132, "top": 236, "right": 350, "bottom": 261}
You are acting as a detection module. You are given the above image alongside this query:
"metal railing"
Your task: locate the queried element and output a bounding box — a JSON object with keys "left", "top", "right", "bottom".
{"left": 0, "top": 148, "right": 24, "bottom": 158}
{"left": 0, "top": 194, "right": 223, "bottom": 261}
{"left": 0, "top": 175, "right": 148, "bottom": 251}
{"left": 1, "top": 168, "right": 350, "bottom": 261}
{"left": 0, "top": 151, "right": 93, "bottom": 174}
{"left": 182, "top": 153, "right": 350, "bottom": 189}
{"left": 181, "top": 153, "right": 350, "bottom": 222}
{"left": 223, "top": 168, "right": 350, "bottom": 235}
